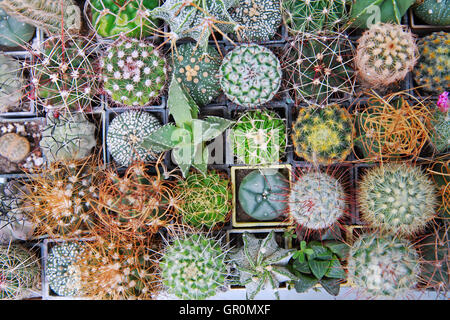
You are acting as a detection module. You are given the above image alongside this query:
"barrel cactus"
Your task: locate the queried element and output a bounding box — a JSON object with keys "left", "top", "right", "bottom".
{"left": 100, "top": 37, "right": 167, "bottom": 107}
{"left": 0, "top": 8, "right": 35, "bottom": 47}
{"left": 359, "top": 163, "right": 438, "bottom": 237}
{"left": 40, "top": 112, "right": 97, "bottom": 163}
{"left": 219, "top": 44, "right": 282, "bottom": 108}
{"left": 0, "top": 133, "right": 30, "bottom": 163}
{"left": 159, "top": 233, "right": 228, "bottom": 300}
{"left": 0, "top": 53, "right": 24, "bottom": 112}
{"left": 413, "top": 0, "right": 450, "bottom": 26}
{"left": 106, "top": 110, "right": 163, "bottom": 167}
{"left": 347, "top": 233, "right": 420, "bottom": 299}
{"left": 413, "top": 32, "right": 449, "bottom": 95}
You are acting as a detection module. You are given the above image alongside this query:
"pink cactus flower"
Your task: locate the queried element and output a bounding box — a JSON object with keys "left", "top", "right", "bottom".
{"left": 437, "top": 92, "right": 449, "bottom": 113}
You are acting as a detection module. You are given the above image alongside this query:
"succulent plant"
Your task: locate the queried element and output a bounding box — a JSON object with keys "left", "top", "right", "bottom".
{"left": 359, "top": 163, "right": 438, "bottom": 237}
{"left": 347, "top": 233, "right": 420, "bottom": 299}
{"left": 0, "top": 133, "right": 30, "bottom": 163}
{"left": 288, "top": 170, "right": 347, "bottom": 230}
{"left": 0, "top": 0, "right": 81, "bottom": 35}
{"left": 219, "top": 44, "right": 282, "bottom": 108}
{"left": 170, "top": 42, "right": 222, "bottom": 107}
{"left": 413, "top": 0, "right": 450, "bottom": 26}
{"left": 229, "top": 231, "right": 298, "bottom": 300}
{"left": 291, "top": 104, "right": 354, "bottom": 164}
{"left": 160, "top": 233, "right": 228, "bottom": 300}
{"left": 89, "top": 0, "right": 159, "bottom": 39}
{"left": 0, "top": 243, "right": 40, "bottom": 299}
{"left": 40, "top": 112, "right": 97, "bottom": 163}
{"left": 430, "top": 105, "right": 450, "bottom": 154}
{"left": 0, "top": 8, "right": 35, "bottom": 47}
{"left": 355, "top": 23, "right": 418, "bottom": 88}
{"left": 46, "top": 241, "right": 85, "bottom": 297}
{"left": 100, "top": 37, "right": 167, "bottom": 107}
{"left": 0, "top": 53, "right": 25, "bottom": 113}
{"left": 177, "top": 171, "right": 231, "bottom": 229}
{"left": 413, "top": 32, "right": 449, "bottom": 95}
{"left": 230, "top": 109, "right": 286, "bottom": 165}
{"left": 106, "top": 110, "right": 163, "bottom": 167}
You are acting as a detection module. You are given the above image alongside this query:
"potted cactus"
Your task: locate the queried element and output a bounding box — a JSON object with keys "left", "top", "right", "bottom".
{"left": 0, "top": 8, "right": 35, "bottom": 49}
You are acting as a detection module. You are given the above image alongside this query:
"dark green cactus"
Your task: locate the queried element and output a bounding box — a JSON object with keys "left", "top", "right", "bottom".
{"left": 0, "top": 8, "right": 35, "bottom": 47}
{"left": 413, "top": 0, "right": 450, "bottom": 26}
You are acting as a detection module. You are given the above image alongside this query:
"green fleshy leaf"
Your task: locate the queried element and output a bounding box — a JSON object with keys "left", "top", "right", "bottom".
{"left": 308, "top": 258, "right": 331, "bottom": 280}
{"left": 323, "top": 241, "right": 350, "bottom": 260}
{"left": 140, "top": 123, "right": 180, "bottom": 151}
{"left": 319, "top": 278, "right": 341, "bottom": 296}
{"left": 191, "top": 143, "right": 208, "bottom": 175}
{"left": 172, "top": 147, "right": 193, "bottom": 178}
{"left": 167, "top": 76, "right": 198, "bottom": 126}
{"left": 293, "top": 259, "right": 311, "bottom": 274}
{"left": 293, "top": 273, "right": 319, "bottom": 293}
{"left": 325, "top": 255, "right": 346, "bottom": 279}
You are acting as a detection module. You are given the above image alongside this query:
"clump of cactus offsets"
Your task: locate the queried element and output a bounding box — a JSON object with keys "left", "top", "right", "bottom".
{"left": 347, "top": 233, "right": 420, "bottom": 299}
{"left": 219, "top": 44, "right": 282, "bottom": 108}
{"left": 177, "top": 171, "right": 231, "bottom": 229}
{"left": 413, "top": 32, "right": 449, "bottom": 95}
{"left": 292, "top": 104, "right": 354, "bottom": 164}
{"left": 0, "top": 53, "right": 25, "bottom": 113}
{"left": 40, "top": 112, "right": 97, "bottom": 163}
{"left": 46, "top": 242, "right": 85, "bottom": 297}
{"left": 229, "top": 231, "right": 298, "bottom": 300}
{"left": 231, "top": 109, "right": 286, "bottom": 165}
{"left": 414, "top": 0, "right": 450, "bottom": 26}
{"left": 0, "top": 243, "right": 40, "bottom": 300}
{"left": 101, "top": 37, "right": 167, "bottom": 107}
{"left": 160, "top": 233, "right": 229, "bottom": 300}
{"left": 106, "top": 110, "right": 163, "bottom": 167}
{"left": 355, "top": 23, "right": 418, "bottom": 88}
{"left": 359, "top": 163, "right": 438, "bottom": 237}
{"left": 0, "top": 8, "right": 35, "bottom": 47}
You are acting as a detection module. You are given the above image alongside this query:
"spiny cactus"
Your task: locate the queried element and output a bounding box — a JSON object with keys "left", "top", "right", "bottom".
{"left": 413, "top": 32, "right": 449, "bottom": 95}
{"left": 40, "top": 112, "right": 97, "bottom": 163}
{"left": 46, "top": 241, "right": 85, "bottom": 297}
{"left": 430, "top": 105, "right": 450, "bottom": 154}
{"left": 347, "top": 233, "right": 420, "bottom": 299}
{"left": 177, "top": 171, "right": 231, "bottom": 229}
{"left": 0, "top": 133, "right": 30, "bottom": 163}
{"left": 0, "top": 243, "right": 40, "bottom": 300}
{"left": 291, "top": 104, "right": 354, "bottom": 164}
{"left": 101, "top": 37, "right": 167, "bottom": 107}
{"left": 0, "top": 53, "right": 25, "bottom": 113}
{"left": 0, "top": 8, "right": 35, "bottom": 47}
{"left": 160, "top": 233, "right": 228, "bottom": 300}
{"left": 359, "top": 163, "right": 438, "bottom": 237}
{"left": 219, "top": 44, "right": 282, "bottom": 108}
{"left": 229, "top": 231, "right": 297, "bottom": 300}
{"left": 106, "top": 110, "right": 163, "bottom": 167}
{"left": 413, "top": 0, "right": 450, "bottom": 26}
{"left": 355, "top": 23, "right": 418, "bottom": 88}
{"left": 230, "top": 109, "right": 286, "bottom": 165}
{"left": 0, "top": 0, "right": 81, "bottom": 35}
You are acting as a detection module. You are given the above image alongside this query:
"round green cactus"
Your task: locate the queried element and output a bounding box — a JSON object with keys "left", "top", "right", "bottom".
{"left": 40, "top": 112, "right": 97, "bottom": 162}
{"left": 171, "top": 43, "right": 222, "bottom": 107}
{"left": 46, "top": 241, "right": 85, "bottom": 297}
{"left": 0, "top": 8, "right": 35, "bottom": 47}
{"left": 106, "top": 110, "right": 163, "bottom": 167}
{"left": 0, "top": 53, "right": 24, "bottom": 112}
{"left": 289, "top": 171, "right": 347, "bottom": 230}
{"left": 101, "top": 37, "right": 167, "bottom": 107}
{"left": 177, "top": 171, "right": 231, "bottom": 229}
{"left": 430, "top": 107, "right": 450, "bottom": 153}
{"left": 89, "top": 0, "right": 159, "bottom": 39}
{"left": 238, "top": 169, "right": 288, "bottom": 221}
{"left": 231, "top": 109, "right": 286, "bottom": 165}
{"left": 219, "top": 44, "right": 282, "bottom": 108}
{"left": 347, "top": 233, "right": 420, "bottom": 299}
{"left": 359, "top": 163, "right": 438, "bottom": 236}
{"left": 413, "top": 0, "right": 450, "bottom": 26}
{"left": 160, "top": 233, "right": 228, "bottom": 300}
{"left": 413, "top": 32, "right": 449, "bottom": 95}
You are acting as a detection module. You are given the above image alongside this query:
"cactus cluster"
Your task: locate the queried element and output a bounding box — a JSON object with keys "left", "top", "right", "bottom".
{"left": 0, "top": 8, "right": 35, "bottom": 47}
{"left": 413, "top": 0, "right": 450, "bottom": 26}
{"left": 0, "top": 53, "right": 24, "bottom": 113}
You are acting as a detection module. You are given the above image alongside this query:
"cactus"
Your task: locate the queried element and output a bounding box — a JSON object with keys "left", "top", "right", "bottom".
{"left": 0, "top": 53, "right": 24, "bottom": 112}
{"left": 0, "top": 243, "right": 40, "bottom": 299}
{"left": 359, "top": 163, "right": 438, "bottom": 237}
{"left": 413, "top": 0, "right": 450, "bottom": 26}
{"left": 291, "top": 104, "right": 354, "bottom": 164}
{"left": 228, "top": 0, "right": 282, "bottom": 42}
{"left": 106, "top": 110, "right": 163, "bottom": 167}
{"left": 0, "top": 0, "right": 81, "bottom": 35}
{"left": 0, "top": 133, "right": 30, "bottom": 163}
{"left": 230, "top": 109, "right": 287, "bottom": 165}
{"left": 282, "top": 0, "right": 347, "bottom": 34}
{"left": 347, "top": 233, "right": 420, "bottom": 299}
{"left": 177, "top": 171, "right": 231, "bottom": 229}
{"left": 160, "top": 233, "right": 228, "bottom": 300}
{"left": 40, "top": 112, "right": 97, "bottom": 163}
{"left": 288, "top": 170, "right": 347, "bottom": 230}
{"left": 46, "top": 242, "right": 85, "bottom": 297}
{"left": 430, "top": 105, "right": 450, "bottom": 154}
{"left": 229, "top": 231, "right": 297, "bottom": 300}
{"left": 0, "top": 8, "right": 35, "bottom": 47}
{"left": 355, "top": 23, "right": 418, "bottom": 88}
{"left": 219, "top": 44, "right": 282, "bottom": 108}
{"left": 89, "top": 0, "right": 159, "bottom": 39}
{"left": 413, "top": 32, "right": 449, "bottom": 95}
{"left": 100, "top": 37, "right": 167, "bottom": 107}
{"left": 170, "top": 42, "right": 221, "bottom": 107}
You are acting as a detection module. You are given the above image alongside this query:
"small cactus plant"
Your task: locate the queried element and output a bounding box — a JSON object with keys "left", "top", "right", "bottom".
{"left": 430, "top": 104, "right": 450, "bottom": 154}
{"left": 359, "top": 163, "right": 438, "bottom": 237}
{"left": 0, "top": 53, "right": 25, "bottom": 113}
{"left": 0, "top": 8, "right": 35, "bottom": 47}
{"left": 0, "top": 133, "right": 30, "bottom": 163}
{"left": 413, "top": 0, "right": 450, "bottom": 26}
{"left": 219, "top": 44, "right": 282, "bottom": 108}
